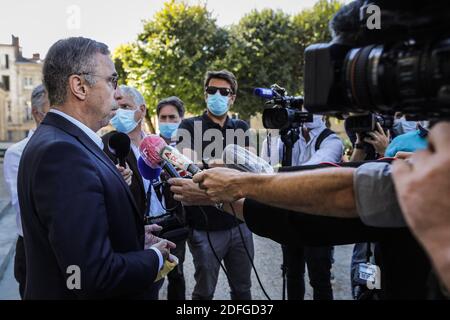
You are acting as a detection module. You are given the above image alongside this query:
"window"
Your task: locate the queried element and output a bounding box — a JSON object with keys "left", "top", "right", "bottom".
{"left": 24, "top": 77, "right": 33, "bottom": 89}
{"left": 5, "top": 54, "right": 9, "bottom": 69}
{"left": 7, "top": 131, "right": 13, "bottom": 141}
{"left": 2, "top": 76, "right": 10, "bottom": 91}
{"left": 25, "top": 101, "right": 32, "bottom": 121}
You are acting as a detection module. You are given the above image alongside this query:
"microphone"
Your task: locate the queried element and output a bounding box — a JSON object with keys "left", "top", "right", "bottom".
{"left": 139, "top": 135, "right": 185, "bottom": 178}
{"left": 254, "top": 88, "right": 276, "bottom": 99}
{"left": 222, "top": 144, "right": 274, "bottom": 174}
{"left": 108, "top": 132, "right": 131, "bottom": 167}
{"left": 159, "top": 145, "right": 201, "bottom": 176}
{"left": 138, "top": 156, "right": 162, "bottom": 181}
{"left": 139, "top": 135, "right": 168, "bottom": 168}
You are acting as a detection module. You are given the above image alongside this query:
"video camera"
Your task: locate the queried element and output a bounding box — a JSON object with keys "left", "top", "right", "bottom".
{"left": 254, "top": 84, "right": 312, "bottom": 130}
{"left": 346, "top": 113, "right": 393, "bottom": 134}
{"left": 303, "top": 0, "right": 450, "bottom": 120}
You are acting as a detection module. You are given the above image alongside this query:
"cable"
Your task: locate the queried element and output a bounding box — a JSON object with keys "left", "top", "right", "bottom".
{"left": 229, "top": 202, "right": 272, "bottom": 301}
{"left": 198, "top": 206, "right": 231, "bottom": 282}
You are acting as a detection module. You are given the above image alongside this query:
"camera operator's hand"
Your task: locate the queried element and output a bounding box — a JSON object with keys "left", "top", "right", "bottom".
{"left": 144, "top": 224, "right": 163, "bottom": 249}
{"left": 151, "top": 239, "right": 176, "bottom": 262}
{"left": 364, "top": 123, "right": 390, "bottom": 156}
{"left": 193, "top": 168, "right": 247, "bottom": 203}
{"left": 393, "top": 122, "right": 450, "bottom": 290}
{"left": 168, "top": 178, "right": 216, "bottom": 206}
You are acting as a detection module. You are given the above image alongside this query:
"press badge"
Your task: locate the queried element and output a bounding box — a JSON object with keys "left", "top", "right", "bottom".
{"left": 358, "top": 263, "right": 381, "bottom": 290}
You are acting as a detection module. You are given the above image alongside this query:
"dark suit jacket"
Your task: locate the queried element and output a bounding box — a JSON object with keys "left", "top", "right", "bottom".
{"left": 18, "top": 112, "right": 160, "bottom": 300}
{"left": 102, "top": 132, "right": 185, "bottom": 225}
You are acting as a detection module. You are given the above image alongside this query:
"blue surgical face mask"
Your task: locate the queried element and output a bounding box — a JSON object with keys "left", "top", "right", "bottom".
{"left": 110, "top": 109, "right": 139, "bottom": 134}
{"left": 159, "top": 122, "right": 180, "bottom": 139}
{"left": 207, "top": 93, "right": 229, "bottom": 116}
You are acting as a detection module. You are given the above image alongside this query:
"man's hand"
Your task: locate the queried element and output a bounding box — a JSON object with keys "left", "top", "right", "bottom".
{"left": 151, "top": 239, "right": 176, "bottom": 262}
{"left": 392, "top": 122, "right": 450, "bottom": 290}
{"left": 394, "top": 151, "right": 414, "bottom": 160}
{"left": 144, "top": 224, "right": 163, "bottom": 249}
{"left": 168, "top": 178, "right": 215, "bottom": 206}
{"left": 364, "top": 122, "right": 390, "bottom": 156}
{"left": 192, "top": 168, "right": 247, "bottom": 203}
{"left": 116, "top": 164, "right": 133, "bottom": 186}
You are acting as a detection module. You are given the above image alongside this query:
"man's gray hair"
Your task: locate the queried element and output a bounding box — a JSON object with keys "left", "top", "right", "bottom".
{"left": 119, "top": 85, "right": 145, "bottom": 107}
{"left": 43, "top": 37, "right": 110, "bottom": 106}
{"left": 31, "top": 84, "right": 47, "bottom": 112}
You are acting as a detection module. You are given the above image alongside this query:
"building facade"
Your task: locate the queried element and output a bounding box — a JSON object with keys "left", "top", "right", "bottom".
{"left": 0, "top": 35, "right": 43, "bottom": 142}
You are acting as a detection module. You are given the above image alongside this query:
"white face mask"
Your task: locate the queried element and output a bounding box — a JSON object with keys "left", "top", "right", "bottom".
{"left": 393, "top": 117, "right": 417, "bottom": 136}
{"left": 304, "top": 115, "right": 325, "bottom": 130}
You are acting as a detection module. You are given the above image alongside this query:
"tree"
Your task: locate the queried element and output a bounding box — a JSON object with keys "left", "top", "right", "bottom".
{"left": 114, "top": 0, "right": 228, "bottom": 122}
{"left": 293, "top": 0, "right": 343, "bottom": 94}
{"left": 217, "top": 9, "right": 301, "bottom": 120}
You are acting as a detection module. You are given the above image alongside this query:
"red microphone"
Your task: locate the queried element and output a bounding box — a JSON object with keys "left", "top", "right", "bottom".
{"left": 139, "top": 135, "right": 167, "bottom": 168}
{"left": 139, "top": 135, "right": 193, "bottom": 177}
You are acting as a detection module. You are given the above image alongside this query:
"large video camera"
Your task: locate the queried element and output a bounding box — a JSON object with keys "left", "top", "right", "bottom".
{"left": 304, "top": 0, "right": 450, "bottom": 120}
{"left": 254, "top": 84, "right": 312, "bottom": 130}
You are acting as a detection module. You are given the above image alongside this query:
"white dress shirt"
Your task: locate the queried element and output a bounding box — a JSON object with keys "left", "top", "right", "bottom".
{"left": 3, "top": 130, "right": 35, "bottom": 237}
{"left": 50, "top": 109, "right": 104, "bottom": 150}
{"left": 261, "top": 121, "right": 344, "bottom": 167}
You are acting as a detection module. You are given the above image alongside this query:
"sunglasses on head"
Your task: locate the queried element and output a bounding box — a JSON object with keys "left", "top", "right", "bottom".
{"left": 205, "top": 86, "right": 233, "bottom": 97}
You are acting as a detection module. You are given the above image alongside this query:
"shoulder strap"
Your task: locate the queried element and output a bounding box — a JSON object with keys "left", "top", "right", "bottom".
{"left": 315, "top": 128, "right": 335, "bottom": 152}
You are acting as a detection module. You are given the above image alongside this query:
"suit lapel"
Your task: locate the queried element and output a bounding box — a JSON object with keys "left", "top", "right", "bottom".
{"left": 42, "top": 113, "right": 142, "bottom": 221}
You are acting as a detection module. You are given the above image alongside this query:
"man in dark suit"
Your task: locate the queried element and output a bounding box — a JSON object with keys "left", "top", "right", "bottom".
{"left": 17, "top": 37, "right": 174, "bottom": 300}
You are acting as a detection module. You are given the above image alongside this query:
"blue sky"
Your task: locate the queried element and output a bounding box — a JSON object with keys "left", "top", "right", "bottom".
{"left": 1, "top": 0, "right": 342, "bottom": 58}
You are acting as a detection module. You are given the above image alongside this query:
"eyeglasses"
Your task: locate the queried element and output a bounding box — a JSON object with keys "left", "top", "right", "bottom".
{"left": 205, "top": 86, "right": 233, "bottom": 97}
{"left": 78, "top": 72, "right": 119, "bottom": 90}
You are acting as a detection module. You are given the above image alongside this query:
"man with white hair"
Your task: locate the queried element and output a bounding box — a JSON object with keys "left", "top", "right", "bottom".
{"left": 3, "top": 84, "right": 51, "bottom": 298}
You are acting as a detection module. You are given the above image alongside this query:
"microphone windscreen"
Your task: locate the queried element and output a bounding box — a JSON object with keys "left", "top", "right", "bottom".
{"left": 108, "top": 132, "right": 131, "bottom": 161}
{"left": 223, "top": 144, "right": 274, "bottom": 174}
{"left": 138, "top": 157, "right": 162, "bottom": 181}
{"left": 139, "top": 135, "right": 167, "bottom": 168}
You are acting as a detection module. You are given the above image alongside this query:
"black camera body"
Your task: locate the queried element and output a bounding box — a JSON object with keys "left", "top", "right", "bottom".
{"left": 346, "top": 113, "right": 393, "bottom": 133}
{"left": 146, "top": 213, "right": 189, "bottom": 243}
{"left": 254, "top": 84, "right": 312, "bottom": 130}
{"left": 304, "top": 0, "right": 450, "bottom": 120}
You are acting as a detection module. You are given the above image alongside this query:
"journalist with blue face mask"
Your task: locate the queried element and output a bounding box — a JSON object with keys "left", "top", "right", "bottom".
{"left": 172, "top": 70, "right": 255, "bottom": 300}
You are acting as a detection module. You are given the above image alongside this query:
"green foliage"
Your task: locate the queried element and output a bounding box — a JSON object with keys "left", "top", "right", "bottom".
{"left": 114, "top": 0, "right": 228, "bottom": 116}
{"left": 217, "top": 9, "right": 301, "bottom": 120}
{"left": 114, "top": 0, "right": 343, "bottom": 121}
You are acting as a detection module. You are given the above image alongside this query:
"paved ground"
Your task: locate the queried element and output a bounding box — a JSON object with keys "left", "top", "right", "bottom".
{"left": 0, "top": 161, "right": 353, "bottom": 300}
{"left": 158, "top": 236, "right": 353, "bottom": 300}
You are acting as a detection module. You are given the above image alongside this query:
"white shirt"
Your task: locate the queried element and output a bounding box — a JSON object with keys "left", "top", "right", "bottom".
{"left": 3, "top": 130, "right": 34, "bottom": 237}
{"left": 261, "top": 124, "right": 344, "bottom": 167}
{"left": 50, "top": 109, "right": 104, "bottom": 150}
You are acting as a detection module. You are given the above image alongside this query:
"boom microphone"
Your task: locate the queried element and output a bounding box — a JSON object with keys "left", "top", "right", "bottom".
{"left": 223, "top": 144, "right": 274, "bottom": 174}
